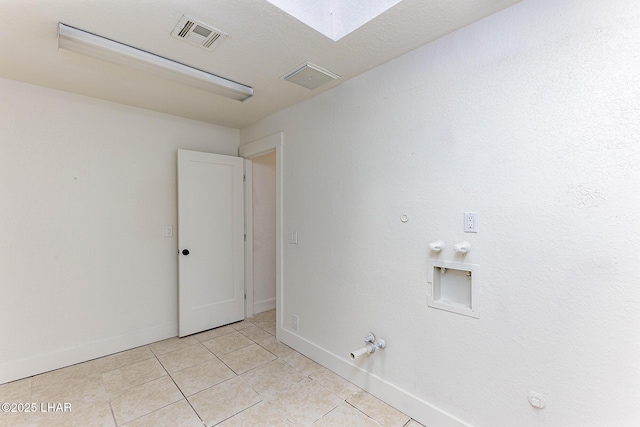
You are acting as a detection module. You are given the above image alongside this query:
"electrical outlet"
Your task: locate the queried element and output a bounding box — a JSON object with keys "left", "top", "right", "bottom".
{"left": 164, "top": 225, "right": 173, "bottom": 237}
{"left": 464, "top": 212, "right": 478, "bottom": 233}
{"left": 292, "top": 314, "right": 299, "bottom": 330}
{"left": 288, "top": 231, "right": 298, "bottom": 244}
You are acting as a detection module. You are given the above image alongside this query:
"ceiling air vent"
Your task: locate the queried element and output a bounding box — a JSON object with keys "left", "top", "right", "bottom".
{"left": 171, "top": 16, "right": 227, "bottom": 51}
{"left": 281, "top": 62, "right": 340, "bottom": 90}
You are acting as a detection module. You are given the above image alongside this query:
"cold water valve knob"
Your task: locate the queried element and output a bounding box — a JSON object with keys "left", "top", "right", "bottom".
{"left": 454, "top": 241, "right": 471, "bottom": 254}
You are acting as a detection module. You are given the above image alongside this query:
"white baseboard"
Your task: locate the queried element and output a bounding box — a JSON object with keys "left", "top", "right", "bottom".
{"left": 0, "top": 322, "right": 178, "bottom": 384}
{"left": 253, "top": 297, "right": 276, "bottom": 314}
{"left": 278, "top": 328, "right": 473, "bottom": 427}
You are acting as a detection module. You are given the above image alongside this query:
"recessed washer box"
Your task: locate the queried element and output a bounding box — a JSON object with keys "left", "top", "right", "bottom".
{"left": 427, "top": 260, "right": 479, "bottom": 318}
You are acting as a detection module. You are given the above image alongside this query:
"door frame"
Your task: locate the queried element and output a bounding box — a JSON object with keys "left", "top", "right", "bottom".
{"left": 239, "top": 132, "right": 283, "bottom": 339}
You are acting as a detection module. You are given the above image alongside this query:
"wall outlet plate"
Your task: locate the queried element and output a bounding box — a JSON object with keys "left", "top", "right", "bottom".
{"left": 464, "top": 212, "right": 478, "bottom": 233}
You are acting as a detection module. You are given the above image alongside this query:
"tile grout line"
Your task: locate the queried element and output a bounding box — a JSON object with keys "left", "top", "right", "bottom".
{"left": 6, "top": 311, "right": 421, "bottom": 427}
{"left": 164, "top": 362, "right": 206, "bottom": 427}
{"left": 211, "top": 399, "right": 264, "bottom": 426}
{"left": 202, "top": 317, "right": 303, "bottom": 425}
{"left": 220, "top": 323, "right": 271, "bottom": 422}
{"left": 234, "top": 326, "right": 352, "bottom": 426}
{"left": 162, "top": 318, "right": 279, "bottom": 426}
{"left": 114, "top": 350, "right": 201, "bottom": 427}
{"left": 343, "top": 399, "right": 386, "bottom": 427}
{"left": 96, "top": 363, "right": 120, "bottom": 427}
{"left": 108, "top": 400, "right": 118, "bottom": 427}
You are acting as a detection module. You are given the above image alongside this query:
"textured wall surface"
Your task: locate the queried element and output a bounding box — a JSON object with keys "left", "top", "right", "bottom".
{"left": 241, "top": 0, "right": 640, "bottom": 425}
{"left": 0, "top": 78, "right": 239, "bottom": 383}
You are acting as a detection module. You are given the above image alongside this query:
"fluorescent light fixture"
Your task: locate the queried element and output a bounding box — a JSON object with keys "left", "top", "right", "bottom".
{"left": 58, "top": 23, "right": 253, "bottom": 102}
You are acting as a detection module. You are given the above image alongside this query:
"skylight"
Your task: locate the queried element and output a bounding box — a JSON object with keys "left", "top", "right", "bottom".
{"left": 266, "top": 0, "right": 403, "bottom": 41}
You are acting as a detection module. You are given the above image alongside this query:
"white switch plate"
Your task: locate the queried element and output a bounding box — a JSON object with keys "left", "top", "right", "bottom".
{"left": 464, "top": 212, "right": 478, "bottom": 233}
{"left": 164, "top": 225, "right": 174, "bottom": 237}
{"left": 288, "top": 231, "right": 298, "bottom": 244}
{"left": 292, "top": 314, "right": 299, "bottom": 330}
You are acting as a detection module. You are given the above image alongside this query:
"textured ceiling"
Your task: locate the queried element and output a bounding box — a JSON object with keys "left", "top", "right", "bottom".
{"left": 0, "top": 0, "right": 522, "bottom": 129}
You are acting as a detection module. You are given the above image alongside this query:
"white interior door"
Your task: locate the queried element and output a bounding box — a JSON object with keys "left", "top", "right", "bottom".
{"left": 177, "top": 149, "right": 245, "bottom": 337}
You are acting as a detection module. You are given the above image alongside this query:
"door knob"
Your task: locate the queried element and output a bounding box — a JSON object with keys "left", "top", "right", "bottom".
{"left": 182, "top": 249, "right": 190, "bottom": 255}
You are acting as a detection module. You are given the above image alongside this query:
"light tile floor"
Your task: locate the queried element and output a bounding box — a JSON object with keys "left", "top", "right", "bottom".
{"left": 0, "top": 310, "right": 426, "bottom": 427}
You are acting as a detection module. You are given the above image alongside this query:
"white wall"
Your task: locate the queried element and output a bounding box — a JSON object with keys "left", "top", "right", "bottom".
{"left": 252, "top": 152, "right": 277, "bottom": 313}
{"left": 241, "top": 0, "right": 640, "bottom": 426}
{"left": 0, "top": 78, "right": 239, "bottom": 384}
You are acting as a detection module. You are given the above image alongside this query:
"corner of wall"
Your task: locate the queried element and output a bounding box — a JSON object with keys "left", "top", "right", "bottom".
{"left": 278, "top": 328, "right": 473, "bottom": 427}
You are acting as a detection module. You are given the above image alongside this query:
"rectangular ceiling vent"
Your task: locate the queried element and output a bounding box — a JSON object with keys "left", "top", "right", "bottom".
{"left": 281, "top": 62, "right": 340, "bottom": 90}
{"left": 171, "top": 16, "right": 227, "bottom": 51}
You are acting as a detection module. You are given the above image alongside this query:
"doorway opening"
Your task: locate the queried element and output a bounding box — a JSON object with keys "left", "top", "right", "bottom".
{"left": 250, "top": 151, "right": 276, "bottom": 314}
{"left": 240, "top": 132, "right": 284, "bottom": 339}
